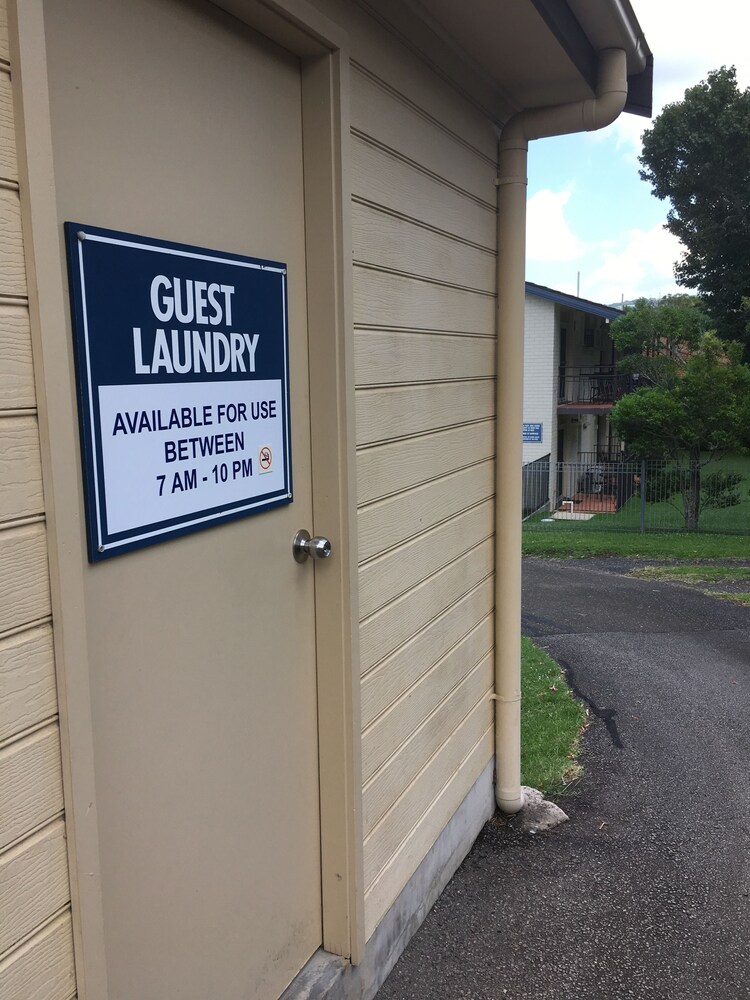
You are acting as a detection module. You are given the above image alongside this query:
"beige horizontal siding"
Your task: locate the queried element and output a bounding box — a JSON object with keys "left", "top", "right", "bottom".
{"left": 360, "top": 537, "right": 493, "bottom": 675}
{"left": 355, "top": 329, "right": 495, "bottom": 387}
{"left": 0, "top": 820, "right": 70, "bottom": 956}
{"left": 364, "top": 725, "right": 492, "bottom": 938}
{"left": 0, "top": 414, "right": 45, "bottom": 521}
{"left": 0, "top": 70, "right": 16, "bottom": 182}
{"left": 363, "top": 651, "right": 493, "bottom": 836}
{"left": 0, "top": 14, "right": 75, "bottom": 992}
{"left": 362, "top": 614, "right": 493, "bottom": 785}
{"left": 0, "top": 303, "right": 36, "bottom": 410}
{"left": 0, "top": 724, "right": 65, "bottom": 851}
{"left": 352, "top": 137, "right": 495, "bottom": 249}
{"left": 0, "top": 187, "right": 26, "bottom": 297}
{"left": 361, "top": 577, "right": 494, "bottom": 731}
{"left": 358, "top": 499, "right": 493, "bottom": 620}
{"left": 316, "top": 0, "right": 499, "bottom": 158}
{"left": 352, "top": 201, "right": 495, "bottom": 293}
{"left": 363, "top": 698, "right": 492, "bottom": 890}
{"left": 356, "top": 381, "right": 494, "bottom": 449}
{"left": 0, "top": 912, "right": 76, "bottom": 1000}
{"left": 320, "top": 0, "right": 502, "bottom": 938}
{"left": 351, "top": 66, "right": 496, "bottom": 205}
{"left": 358, "top": 460, "right": 494, "bottom": 563}
{"left": 356, "top": 419, "right": 494, "bottom": 507}
{"left": 0, "top": 625, "right": 57, "bottom": 745}
{"left": 0, "top": 4, "right": 7, "bottom": 63}
{"left": 0, "top": 522, "right": 52, "bottom": 634}
{"left": 354, "top": 267, "right": 495, "bottom": 334}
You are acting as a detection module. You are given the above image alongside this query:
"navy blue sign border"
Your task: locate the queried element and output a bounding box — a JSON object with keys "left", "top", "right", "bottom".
{"left": 64, "top": 222, "right": 293, "bottom": 562}
{"left": 522, "top": 422, "right": 543, "bottom": 443}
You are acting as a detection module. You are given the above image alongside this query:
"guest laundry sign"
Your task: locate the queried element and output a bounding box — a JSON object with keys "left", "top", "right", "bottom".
{"left": 65, "top": 223, "right": 292, "bottom": 561}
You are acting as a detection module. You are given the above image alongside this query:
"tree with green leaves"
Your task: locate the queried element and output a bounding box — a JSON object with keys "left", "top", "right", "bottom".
{"left": 611, "top": 294, "right": 710, "bottom": 387}
{"left": 639, "top": 66, "right": 750, "bottom": 349}
{"left": 610, "top": 326, "right": 750, "bottom": 530}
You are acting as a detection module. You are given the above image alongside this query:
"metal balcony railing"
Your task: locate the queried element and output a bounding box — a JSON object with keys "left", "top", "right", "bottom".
{"left": 577, "top": 449, "right": 628, "bottom": 464}
{"left": 557, "top": 366, "right": 642, "bottom": 406}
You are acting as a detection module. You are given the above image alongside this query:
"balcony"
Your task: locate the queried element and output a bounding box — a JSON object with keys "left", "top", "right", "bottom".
{"left": 557, "top": 365, "right": 641, "bottom": 414}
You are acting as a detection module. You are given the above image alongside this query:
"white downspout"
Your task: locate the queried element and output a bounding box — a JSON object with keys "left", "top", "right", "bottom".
{"left": 494, "top": 49, "right": 628, "bottom": 814}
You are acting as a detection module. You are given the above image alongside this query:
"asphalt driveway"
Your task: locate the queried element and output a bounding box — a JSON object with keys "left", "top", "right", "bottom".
{"left": 376, "top": 557, "right": 750, "bottom": 999}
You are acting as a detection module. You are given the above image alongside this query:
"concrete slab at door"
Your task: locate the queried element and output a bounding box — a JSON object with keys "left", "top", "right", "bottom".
{"left": 41, "top": 0, "right": 321, "bottom": 995}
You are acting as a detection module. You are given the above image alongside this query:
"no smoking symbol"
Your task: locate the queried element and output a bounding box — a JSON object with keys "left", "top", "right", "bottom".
{"left": 258, "top": 446, "right": 273, "bottom": 472}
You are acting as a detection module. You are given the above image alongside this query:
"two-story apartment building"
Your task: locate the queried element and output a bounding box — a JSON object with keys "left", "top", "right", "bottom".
{"left": 522, "top": 282, "right": 638, "bottom": 514}
{"left": 523, "top": 282, "right": 626, "bottom": 466}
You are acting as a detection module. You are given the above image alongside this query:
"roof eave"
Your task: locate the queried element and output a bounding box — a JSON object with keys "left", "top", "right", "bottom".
{"left": 532, "top": 0, "right": 653, "bottom": 117}
{"left": 526, "top": 281, "right": 624, "bottom": 320}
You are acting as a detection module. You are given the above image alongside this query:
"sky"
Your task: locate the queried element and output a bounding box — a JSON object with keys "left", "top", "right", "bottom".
{"left": 526, "top": 1, "right": 750, "bottom": 308}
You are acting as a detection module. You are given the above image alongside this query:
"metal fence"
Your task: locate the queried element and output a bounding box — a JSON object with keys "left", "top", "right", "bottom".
{"left": 522, "top": 453, "right": 550, "bottom": 518}
{"left": 523, "top": 458, "right": 750, "bottom": 535}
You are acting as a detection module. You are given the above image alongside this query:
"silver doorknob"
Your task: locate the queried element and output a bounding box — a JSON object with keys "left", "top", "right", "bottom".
{"left": 292, "top": 529, "right": 332, "bottom": 563}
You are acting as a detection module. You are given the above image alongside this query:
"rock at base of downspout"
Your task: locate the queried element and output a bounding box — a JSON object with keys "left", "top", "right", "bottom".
{"left": 511, "top": 786, "right": 569, "bottom": 834}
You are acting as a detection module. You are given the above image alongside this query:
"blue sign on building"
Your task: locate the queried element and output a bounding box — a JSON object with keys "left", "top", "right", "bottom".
{"left": 523, "top": 422, "right": 543, "bottom": 443}
{"left": 65, "top": 223, "right": 292, "bottom": 561}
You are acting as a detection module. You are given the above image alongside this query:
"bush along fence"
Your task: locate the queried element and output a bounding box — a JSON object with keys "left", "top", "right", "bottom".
{"left": 522, "top": 457, "right": 750, "bottom": 535}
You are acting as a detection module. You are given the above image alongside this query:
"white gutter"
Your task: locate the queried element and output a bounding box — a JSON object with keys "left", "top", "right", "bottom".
{"left": 494, "top": 48, "right": 628, "bottom": 814}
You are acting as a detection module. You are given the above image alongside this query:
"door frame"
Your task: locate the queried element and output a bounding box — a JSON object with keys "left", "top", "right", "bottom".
{"left": 9, "top": 2, "right": 363, "bottom": 995}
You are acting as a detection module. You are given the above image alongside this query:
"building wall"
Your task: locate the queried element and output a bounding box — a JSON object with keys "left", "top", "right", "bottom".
{"left": 311, "top": 0, "right": 499, "bottom": 938}
{"left": 564, "top": 311, "right": 601, "bottom": 371}
{"left": 0, "top": 2, "right": 77, "bottom": 996}
{"left": 578, "top": 415, "right": 599, "bottom": 456}
{"left": 522, "top": 295, "right": 556, "bottom": 464}
{"left": 561, "top": 309, "right": 616, "bottom": 463}
{"left": 7, "top": 0, "right": 507, "bottom": 984}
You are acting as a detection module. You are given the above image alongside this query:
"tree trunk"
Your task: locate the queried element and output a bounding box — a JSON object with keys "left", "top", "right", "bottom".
{"left": 683, "top": 455, "right": 701, "bottom": 531}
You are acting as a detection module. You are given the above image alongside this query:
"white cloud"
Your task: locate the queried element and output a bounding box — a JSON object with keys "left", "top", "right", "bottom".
{"left": 611, "top": 0, "right": 750, "bottom": 152}
{"left": 581, "top": 224, "right": 683, "bottom": 305}
{"left": 526, "top": 188, "right": 587, "bottom": 263}
{"left": 526, "top": 6, "right": 750, "bottom": 303}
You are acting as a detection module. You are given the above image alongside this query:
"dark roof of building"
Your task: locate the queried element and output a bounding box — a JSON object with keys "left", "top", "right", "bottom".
{"left": 525, "top": 281, "right": 624, "bottom": 321}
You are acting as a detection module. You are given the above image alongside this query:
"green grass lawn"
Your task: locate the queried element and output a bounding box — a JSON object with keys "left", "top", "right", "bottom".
{"left": 523, "top": 527, "right": 750, "bottom": 560}
{"left": 712, "top": 592, "right": 750, "bottom": 606}
{"left": 628, "top": 565, "right": 750, "bottom": 606}
{"left": 630, "top": 565, "right": 750, "bottom": 582}
{"left": 520, "top": 636, "right": 586, "bottom": 796}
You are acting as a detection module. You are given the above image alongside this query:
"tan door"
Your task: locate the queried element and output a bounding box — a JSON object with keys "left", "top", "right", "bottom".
{"left": 43, "top": 0, "right": 321, "bottom": 996}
